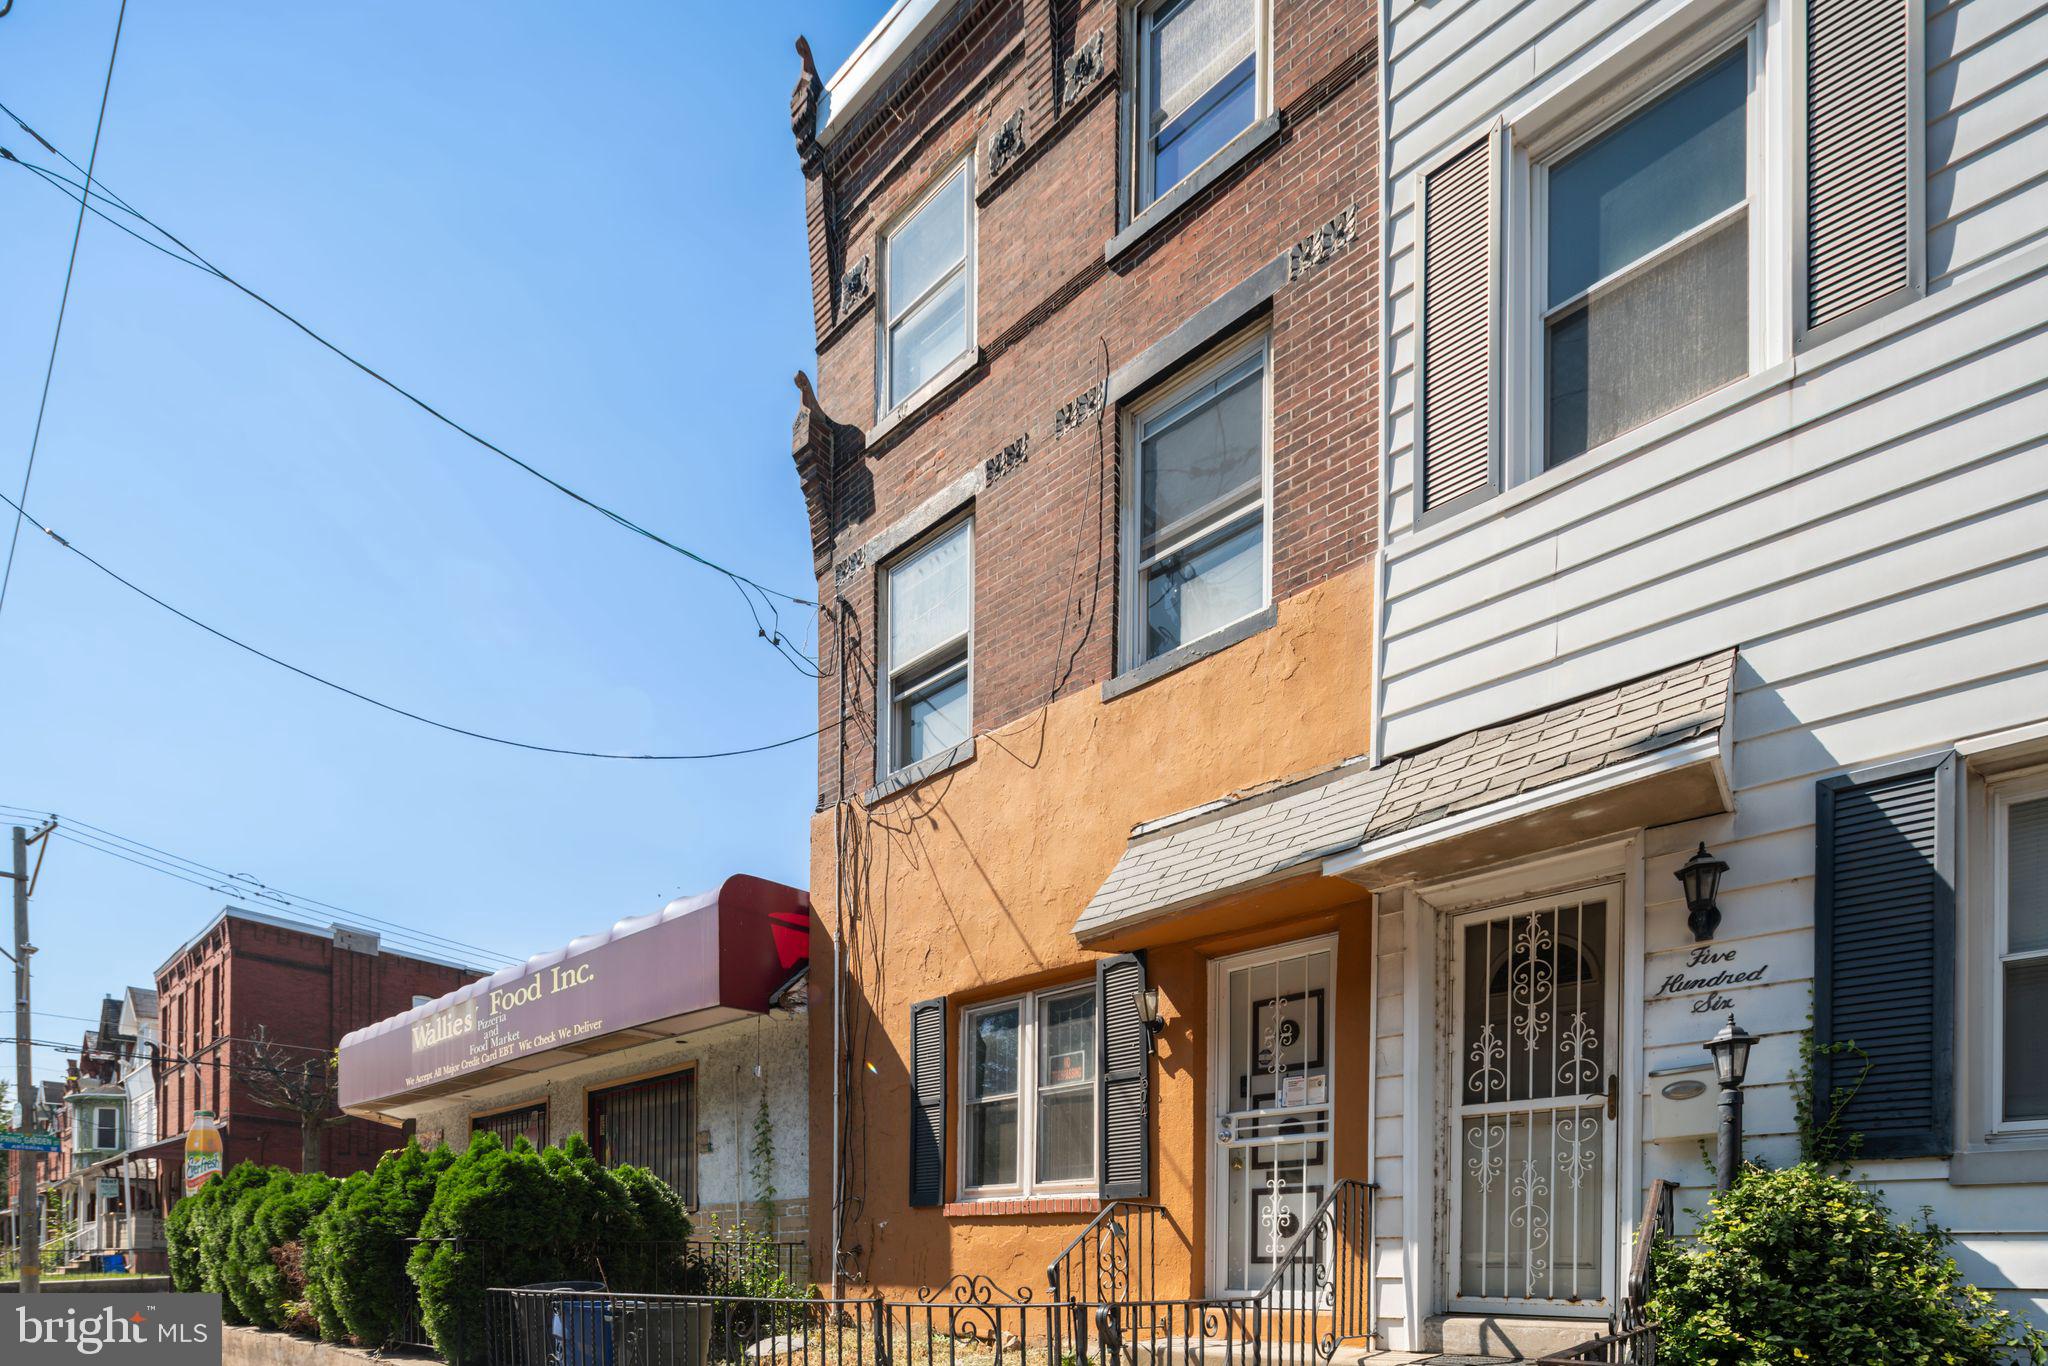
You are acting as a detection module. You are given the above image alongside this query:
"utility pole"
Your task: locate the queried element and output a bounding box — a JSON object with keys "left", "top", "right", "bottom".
{"left": 8, "top": 820, "right": 54, "bottom": 1295}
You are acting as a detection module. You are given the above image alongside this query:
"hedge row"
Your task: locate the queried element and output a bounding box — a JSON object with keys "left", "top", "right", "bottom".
{"left": 167, "top": 1131, "right": 693, "bottom": 1362}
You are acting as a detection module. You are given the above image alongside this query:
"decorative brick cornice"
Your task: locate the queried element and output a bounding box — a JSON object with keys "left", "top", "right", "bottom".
{"left": 790, "top": 37, "right": 824, "bottom": 173}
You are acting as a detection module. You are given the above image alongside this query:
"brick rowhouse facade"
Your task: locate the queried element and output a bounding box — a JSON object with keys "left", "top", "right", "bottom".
{"left": 790, "top": 0, "right": 1381, "bottom": 1300}
{"left": 154, "top": 910, "right": 474, "bottom": 1182}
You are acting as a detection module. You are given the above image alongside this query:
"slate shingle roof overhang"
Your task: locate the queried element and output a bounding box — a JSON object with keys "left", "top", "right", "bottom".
{"left": 1074, "top": 649, "right": 1737, "bottom": 943}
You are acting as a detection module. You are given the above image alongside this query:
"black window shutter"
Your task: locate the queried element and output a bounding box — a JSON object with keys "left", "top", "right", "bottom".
{"left": 908, "top": 996, "right": 947, "bottom": 1208}
{"left": 1097, "top": 952, "right": 1151, "bottom": 1200}
{"left": 1814, "top": 751, "right": 1956, "bottom": 1159}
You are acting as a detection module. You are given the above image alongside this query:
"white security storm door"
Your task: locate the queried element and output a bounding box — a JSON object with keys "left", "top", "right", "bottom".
{"left": 1452, "top": 894, "right": 1617, "bottom": 1311}
{"left": 1212, "top": 937, "right": 1336, "bottom": 1297}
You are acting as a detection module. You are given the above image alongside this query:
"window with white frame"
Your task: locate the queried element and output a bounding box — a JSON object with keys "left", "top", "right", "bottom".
{"left": 1996, "top": 784, "right": 2048, "bottom": 1128}
{"left": 881, "top": 518, "right": 972, "bottom": 775}
{"left": 961, "top": 986, "right": 1097, "bottom": 1195}
{"left": 1540, "top": 45, "right": 1751, "bottom": 466}
{"left": 881, "top": 162, "right": 974, "bottom": 413}
{"left": 1124, "top": 334, "right": 1270, "bottom": 667}
{"left": 94, "top": 1107, "right": 118, "bottom": 1150}
{"left": 1133, "top": 0, "right": 1263, "bottom": 211}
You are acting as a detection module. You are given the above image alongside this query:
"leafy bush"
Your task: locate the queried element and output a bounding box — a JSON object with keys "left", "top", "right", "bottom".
{"left": 166, "top": 1162, "right": 288, "bottom": 1315}
{"left": 1649, "top": 1163, "right": 2048, "bottom": 1365}
{"left": 302, "top": 1139, "right": 454, "bottom": 1345}
{"left": 239, "top": 1171, "right": 336, "bottom": 1330}
{"left": 216, "top": 1166, "right": 299, "bottom": 1325}
{"left": 408, "top": 1132, "right": 693, "bottom": 1364}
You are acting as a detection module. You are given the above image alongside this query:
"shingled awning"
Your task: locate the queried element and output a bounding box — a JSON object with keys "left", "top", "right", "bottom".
{"left": 1075, "top": 649, "right": 1736, "bottom": 943}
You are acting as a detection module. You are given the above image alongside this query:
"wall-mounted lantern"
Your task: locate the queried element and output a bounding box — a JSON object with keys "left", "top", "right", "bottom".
{"left": 1135, "top": 985, "right": 1167, "bottom": 1043}
{"left": 1676, "top": 842, "right": 1730, "bottom": 942}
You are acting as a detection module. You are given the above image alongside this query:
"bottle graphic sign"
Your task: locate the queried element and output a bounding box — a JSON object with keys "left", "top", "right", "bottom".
{"left": 185, "top": 1108, "right": 224, "bottom": 1193}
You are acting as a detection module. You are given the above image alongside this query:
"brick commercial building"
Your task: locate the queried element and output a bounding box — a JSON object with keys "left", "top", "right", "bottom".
{"left": 147, "top": 907, "right": 476, "bottom": 1191}
{"left": 787, "top": 0, "right": 1382, "bottom": 1301}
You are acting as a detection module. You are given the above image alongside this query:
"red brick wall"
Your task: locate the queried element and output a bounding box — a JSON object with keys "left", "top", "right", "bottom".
{"left": 796, "top": 0, "right": 1381, "bottom": 802}
{"left": 154, "top": 915, "right": 475, "bottom": 1176}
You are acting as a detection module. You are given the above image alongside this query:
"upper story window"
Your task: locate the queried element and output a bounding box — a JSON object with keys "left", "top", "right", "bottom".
{"left": 1135, "top": 0, "right": 1263, "bottom": 210}
{"left": 961, "top": 985, "right": 1097, "bottom": 1196}
{"left": 881, "top": 162, "right": 974, "bottom": 414}
{"left": 1995, "top": 782, "right": 2048, "bottom": 1130}
{"left": 881, "top": 518, "right": 972, "bottom": 774}
{"left": 94, "top": 1107, "right": 119, "bottom": 1149}
{"left": 1543, "top": 47, "right": 1750, "bottom": 465}
{"left": 1123, "top": 333, "right": 1271, "bottom": 668}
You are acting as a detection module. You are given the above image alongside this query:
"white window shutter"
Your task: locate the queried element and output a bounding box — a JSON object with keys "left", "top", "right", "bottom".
{"left": 1806, "top": 0, "right": 1915, "bottom": 333}
{"left": 1419, "top": 133, "right": 1500, "bottom": 519}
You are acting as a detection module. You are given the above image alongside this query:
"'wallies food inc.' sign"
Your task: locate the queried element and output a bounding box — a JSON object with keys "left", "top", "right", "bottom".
{"left": 337, "top": 875, "right": 812, "bottom": 1112}
{"left": 404, "top": 963, "right": 605, "bottom": 1086}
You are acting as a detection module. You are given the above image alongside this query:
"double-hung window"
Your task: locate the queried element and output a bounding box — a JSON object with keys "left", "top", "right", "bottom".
{"left": 1124, "top": 334, "right": 1270, "bottom": 667}
{"left": 1541, "top": 46, "right": 1751, "bottom": 465}
{"left": 95, "top": 1107, "right": 119, "bottom": 1150}
{"left": 881, "top": 518, "right": 972, "bottom": 775}
{"left": 882, "top": 162, "right": 974, "bottom": 413}
{"left": 1134, "top": 0, "right": 1262, "bottom": 210}
{"left": 1995, "top": 784, "right": 2048, "bottom": 1129}
{"left": 962, "top": 986, "right": 1097, "bottom": 1196}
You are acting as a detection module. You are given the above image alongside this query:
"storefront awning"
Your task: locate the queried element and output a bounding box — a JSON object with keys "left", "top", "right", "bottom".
{"left": 338, "top": 874, "right": 809, "bottom": 1118}
{"left": 1075, "top": 650, "right": 1735, "bottom": 944}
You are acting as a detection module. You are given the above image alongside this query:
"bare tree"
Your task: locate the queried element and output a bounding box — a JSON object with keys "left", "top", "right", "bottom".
{"left": 236, "top": 1027, "right": 344, "bottom": 1174}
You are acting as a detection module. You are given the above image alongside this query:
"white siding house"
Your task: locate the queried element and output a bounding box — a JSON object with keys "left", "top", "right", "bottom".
{"left": 1362, "top": 0, "right": 2048, "bottom": 1350}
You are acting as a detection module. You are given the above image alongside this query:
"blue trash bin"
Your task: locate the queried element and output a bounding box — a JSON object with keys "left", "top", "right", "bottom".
{"left": 523, "top": 1281, "right": 612, "bottom": 1366}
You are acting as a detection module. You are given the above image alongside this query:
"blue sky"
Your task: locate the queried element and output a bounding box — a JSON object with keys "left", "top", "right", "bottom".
{"left": 0, "top": 2, "right": 883, "bottom": 1093}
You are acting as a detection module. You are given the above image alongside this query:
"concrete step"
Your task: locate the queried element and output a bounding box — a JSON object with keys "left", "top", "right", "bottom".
{"left": 1428, "top": 1313, "right": 1607, "bottom": 1360}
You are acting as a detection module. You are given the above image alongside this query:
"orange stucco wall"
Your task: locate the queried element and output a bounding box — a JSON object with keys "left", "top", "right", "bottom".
{"left": 807, "top": 566, "right": 1375, "bottom": 1299}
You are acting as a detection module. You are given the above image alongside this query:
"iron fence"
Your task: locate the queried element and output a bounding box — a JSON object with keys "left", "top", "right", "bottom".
{"left": 482, "top": 1179, "right": 1375, "bottom": 1366}
{"left": 686, "top": 1235, "right": 809, "bottom": 1289}
{"left": 1046, "top": 1201, "right": 1161, "bottom": 1309}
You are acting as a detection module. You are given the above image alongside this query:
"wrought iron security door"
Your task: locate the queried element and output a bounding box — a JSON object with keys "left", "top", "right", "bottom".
{"left": 1451, "top": 895, "right": 1616, "bottom": 1310}
{"left": 1213, "top": 939, "right": 1336, "bottom": 1297}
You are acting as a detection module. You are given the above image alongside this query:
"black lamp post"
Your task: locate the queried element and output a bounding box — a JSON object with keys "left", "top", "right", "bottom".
{"left": 1676, "top": 842, "right": 1730, "bottom": 942}
{"left": 1704, "top": 1012, "right": 1756, "bottom": 1192}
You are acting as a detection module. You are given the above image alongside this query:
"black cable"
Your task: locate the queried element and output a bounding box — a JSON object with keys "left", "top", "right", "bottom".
{"left": 45, "top": 828, "right": 514, "bottom": 970}
{"left": 0, "top": 0, "right": 129, "bottom": 631}
{"left": 2, "top": 144, "right": 821, "bottom": 681}
{"left": 0, "top": 116, "right": 816, "bottom": 619}
{"left": 0, "top": 482, "right": 825, "bottom": 761}
{"left": 1, "top": 803, "right": 520, "bottom": 966}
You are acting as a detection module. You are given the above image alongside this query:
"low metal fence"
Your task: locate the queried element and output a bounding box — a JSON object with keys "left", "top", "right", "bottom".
{"left": 686, "top": 1235, "right": 809, "bottom": 1288}
{"left": 481, "top": 1179, "right": 1375, "bottom": 1366}
{"left": 1046, "top": 1201, "right": 1162, "bottom": 1309}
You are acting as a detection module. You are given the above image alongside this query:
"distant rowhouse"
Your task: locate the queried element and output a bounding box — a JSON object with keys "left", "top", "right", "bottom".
{"left": 337, "top": 874, "right": 813, "bottom": 1250}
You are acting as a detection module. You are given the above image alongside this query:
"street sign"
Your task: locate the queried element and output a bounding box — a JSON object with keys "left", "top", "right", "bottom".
{"left": 0, "top": 1128, "right": 59, "bottom": 1152}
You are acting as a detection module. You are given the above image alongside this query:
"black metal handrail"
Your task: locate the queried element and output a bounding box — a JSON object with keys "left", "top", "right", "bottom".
{"left": 1534, "top": 1178, "right": 1676, "bottom": 1365}
{"left": 1045, "top": 1200, "right": 1161, "bottom": 1306}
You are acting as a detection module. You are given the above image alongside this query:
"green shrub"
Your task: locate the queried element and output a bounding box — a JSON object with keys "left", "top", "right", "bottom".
{"left": 407, "top": 1132, "right": 695, "bottom": 1364}
{"left": 216, "top": 1166, "right": 297, "bottom": 1325}
{"left": 302, "top": 1139, "right": 454, "bottom": 1345}
{"left": 166, "top": 1163, "right": 288, "bottom": 1315}
{"left": 239, "top": 1171, "right": 336, "bottom": 1330}
{"left": 1649, "top": 1163, "right": 2048, "bottom": 1365}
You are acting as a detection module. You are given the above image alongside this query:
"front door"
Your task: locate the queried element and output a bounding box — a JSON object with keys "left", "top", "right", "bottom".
{"left": 1211, "top": 937, "right": 1336, "bottom": 1296}
{"left": 1451, "top": 893, "right": 1617, "bottom": 1312}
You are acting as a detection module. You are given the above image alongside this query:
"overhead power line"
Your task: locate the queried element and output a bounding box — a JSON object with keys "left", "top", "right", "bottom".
{"left": 0, "top": 102, "right": 820, "bottom": 677}
{"left": 0, "top": 811, "right": 517, "bottom": 970}
{"left": 0, "top": 0, "right": 129, "bottom": 632}
{"left": 0, "top": 483, "right": 823, "bottom": 760}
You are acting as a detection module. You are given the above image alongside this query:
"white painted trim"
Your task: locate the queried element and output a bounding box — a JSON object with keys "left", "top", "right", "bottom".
{"left": 1321, "top": 733, "right": 1725, "bottom": 883}
{"left": 876, "top": 513, "right": 976, "bottom": 783}
{"left": 876, "top": 156, "right": 978, "bottom": 421}
{"left": 1988, "top": 776, "right": 2048, "bottom": 1137}
{"left": 955, "top": 983, "right": 1100, "bottom": 1201}
{"left": 1205, "top": 932, "right": 1340, "bottom": 1298}
{"left": 818, "top": 0, "right": 961, "bottom": 147}
{"left": 1118, "top": 328, "right": 1275, "bottom": 674}
{"left": 1959, "top": 720, "right": 2048, "bottom": 758}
